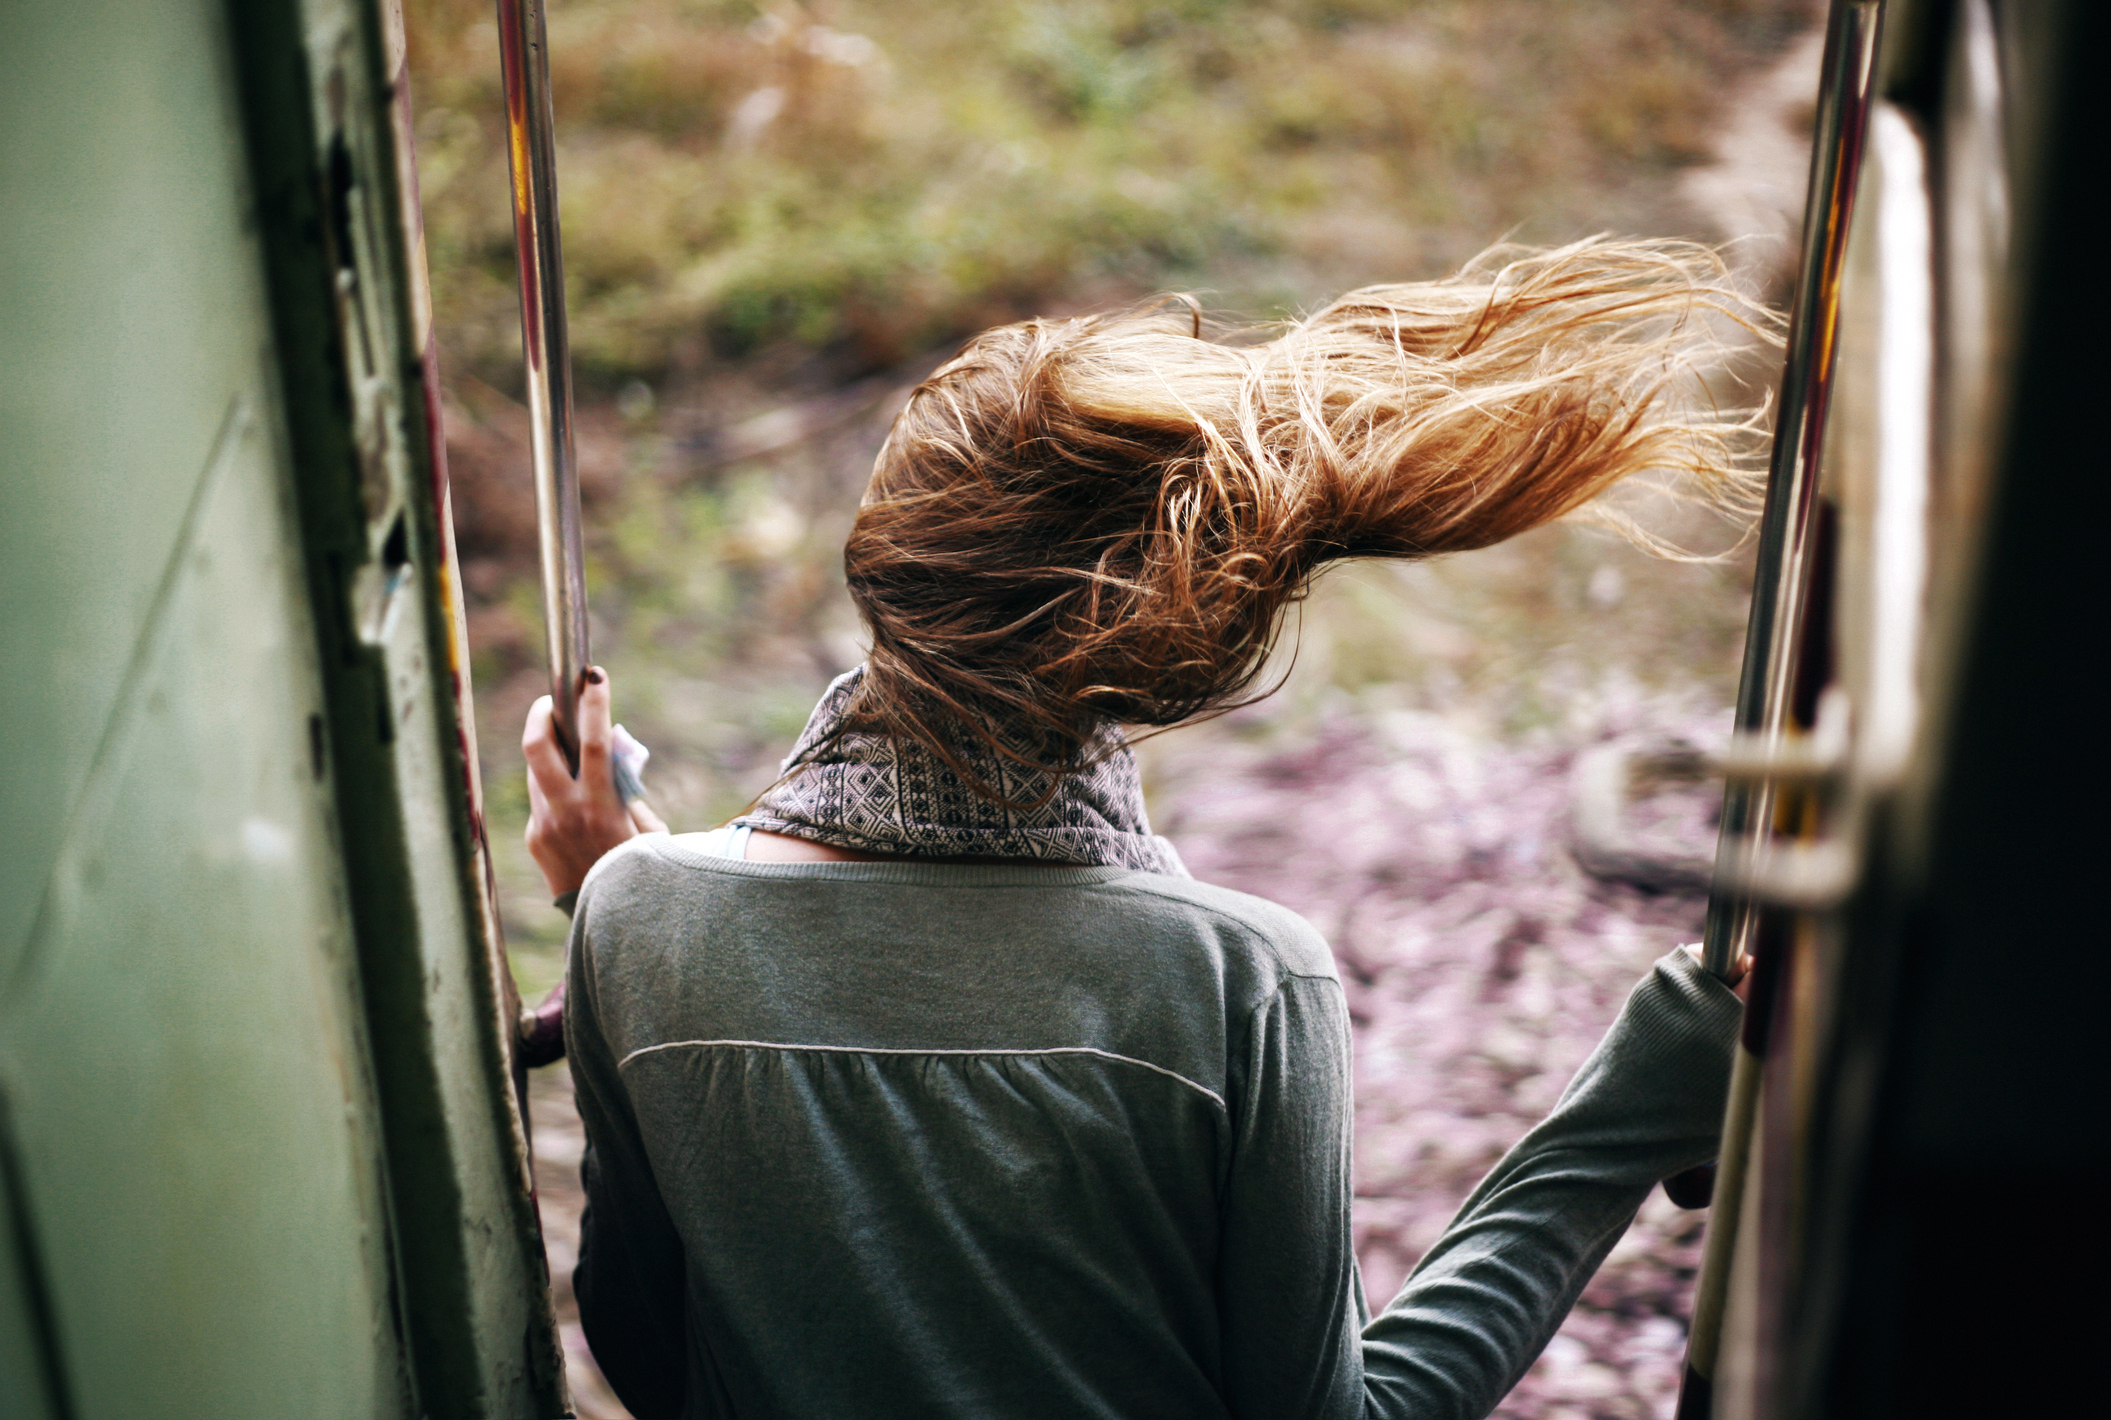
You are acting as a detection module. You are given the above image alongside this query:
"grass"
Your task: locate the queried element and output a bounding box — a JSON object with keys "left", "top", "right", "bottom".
{"left": 406, "top": 0, "right": 1810, "bottom": 383}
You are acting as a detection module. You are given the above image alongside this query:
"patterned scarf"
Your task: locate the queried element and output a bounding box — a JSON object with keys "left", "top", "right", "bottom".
{"left": 734, "top": 667, "right": 1188, "bottom": 876}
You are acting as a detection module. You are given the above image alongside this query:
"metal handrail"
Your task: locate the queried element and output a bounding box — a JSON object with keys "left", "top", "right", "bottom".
{"left": 1677, "top": 3, "right": 1887, "bottom": 1415}
{"left": 1702, "top": 0, "right": 1884, "bottom": 983}
{"left": 496, "top": 0, "right": 590, "bottom": 771}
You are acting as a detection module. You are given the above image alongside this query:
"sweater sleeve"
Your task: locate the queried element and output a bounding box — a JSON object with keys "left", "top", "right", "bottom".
{"left": 567, "top": 906, "right": 691, "bottom": 1419}
{"left": 1217, "top": 973, "right": 1366, "bottom": 1420}
{"left": 1357, "top": 947, "right": 1742, "bottom": 1419}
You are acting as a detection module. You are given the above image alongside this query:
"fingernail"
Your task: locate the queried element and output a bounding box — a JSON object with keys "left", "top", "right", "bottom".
{"left": 584, "top": 667, "right": 605, "bottom": 685}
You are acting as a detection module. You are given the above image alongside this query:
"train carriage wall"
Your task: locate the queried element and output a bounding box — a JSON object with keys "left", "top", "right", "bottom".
{"left": 0, "top": 0, "right": 566, "bottom": 1415}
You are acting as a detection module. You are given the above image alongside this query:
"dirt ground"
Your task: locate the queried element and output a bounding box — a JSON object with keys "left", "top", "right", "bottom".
{"left": 512, "top": 16, "right": 1825, "bottom": 1418}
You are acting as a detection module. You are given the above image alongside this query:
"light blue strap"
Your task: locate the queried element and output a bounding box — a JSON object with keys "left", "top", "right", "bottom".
{"left": 694, "top": 825, "right": 754, "bottom": 861}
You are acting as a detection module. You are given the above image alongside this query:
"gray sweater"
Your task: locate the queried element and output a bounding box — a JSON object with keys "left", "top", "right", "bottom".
{"left": 565, "top": 833, "right": 1739, "bottom": 1420}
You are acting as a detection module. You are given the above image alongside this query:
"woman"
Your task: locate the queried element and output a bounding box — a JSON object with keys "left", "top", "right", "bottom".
{"left": 525, "top": 239, "right": 1757, "bottom": 1420}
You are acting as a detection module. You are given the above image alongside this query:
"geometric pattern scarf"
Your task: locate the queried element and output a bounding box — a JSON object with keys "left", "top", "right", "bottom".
{"left": 735, "top": 666, "right": 1189, "bottom": 876}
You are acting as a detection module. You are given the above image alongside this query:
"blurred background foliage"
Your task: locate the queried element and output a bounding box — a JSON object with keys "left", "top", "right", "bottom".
{"left": 402, "top": 0, "right": 1816, "bottom": 981}
{"left": 408, "top": 0, "right": 1807, "bottom": 381}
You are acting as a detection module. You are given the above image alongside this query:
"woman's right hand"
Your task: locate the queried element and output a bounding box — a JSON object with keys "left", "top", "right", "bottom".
{"left": 523, "top": 667, "right": 667, "bottom": 900}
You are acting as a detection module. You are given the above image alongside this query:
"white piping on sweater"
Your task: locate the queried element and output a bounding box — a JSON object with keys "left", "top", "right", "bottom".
{"left": 617, "top": 1038, "right": 1226, "bottom": 1110}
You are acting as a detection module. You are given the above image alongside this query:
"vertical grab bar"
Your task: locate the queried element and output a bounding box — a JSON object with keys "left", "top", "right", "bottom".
{"left": 1703, "top": 0, "right": 1884, "bottom": 983}
{"left": 496, "top": 0, "right": 590, "bottom": 771}
{"left": 1675, "top": 4, "right": 1886, "bottom": 1416}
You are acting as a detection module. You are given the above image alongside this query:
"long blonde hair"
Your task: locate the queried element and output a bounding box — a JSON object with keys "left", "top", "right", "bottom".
{"left": 841, "top": 236, "right": 1773, "bottom": 781}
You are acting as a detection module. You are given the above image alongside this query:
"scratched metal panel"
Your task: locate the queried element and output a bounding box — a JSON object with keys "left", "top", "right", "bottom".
{"left": 0, "top": 0, "right": 274, "bottom": 986}
{"left": 0, "top": 3, "right": 410, "bottom": 1408}
{"left": 1, "top": 406, "right": 409, "bottom": 1420}
{"left": 233, "top": 0, "right": 566, "bottom": 1409}
{"left": 0, "top": 1151, "right": 61, "bottom": 1420}
{"left": 0, "top": 0, "right": 562, "bottom": 1412}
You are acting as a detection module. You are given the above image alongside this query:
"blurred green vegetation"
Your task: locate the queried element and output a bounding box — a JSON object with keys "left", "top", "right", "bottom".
{"left": 408, "top": 0, "right": 1808, "bottom": 383}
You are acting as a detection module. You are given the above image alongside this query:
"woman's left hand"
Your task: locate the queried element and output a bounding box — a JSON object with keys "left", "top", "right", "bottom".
{"left": 523, "top": 667, "right": 668, "bottom": 900}
{"left": 1681, "top": 942, "right": 1756, "bottom": 1001}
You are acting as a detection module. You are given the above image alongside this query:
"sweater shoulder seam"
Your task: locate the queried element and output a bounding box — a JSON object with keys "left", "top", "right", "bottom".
{"left": 1105, "top": 878, "right": 1335, "bottom": 978}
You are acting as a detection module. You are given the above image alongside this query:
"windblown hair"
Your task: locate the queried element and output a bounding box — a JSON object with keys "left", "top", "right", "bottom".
{"left": 839, "top": 237, "right": 1774, "bottom": 786}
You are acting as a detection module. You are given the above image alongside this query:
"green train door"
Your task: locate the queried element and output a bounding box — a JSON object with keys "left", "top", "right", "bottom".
{"left": 0, "top": 0, "right": 565, "bottom": 1415}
